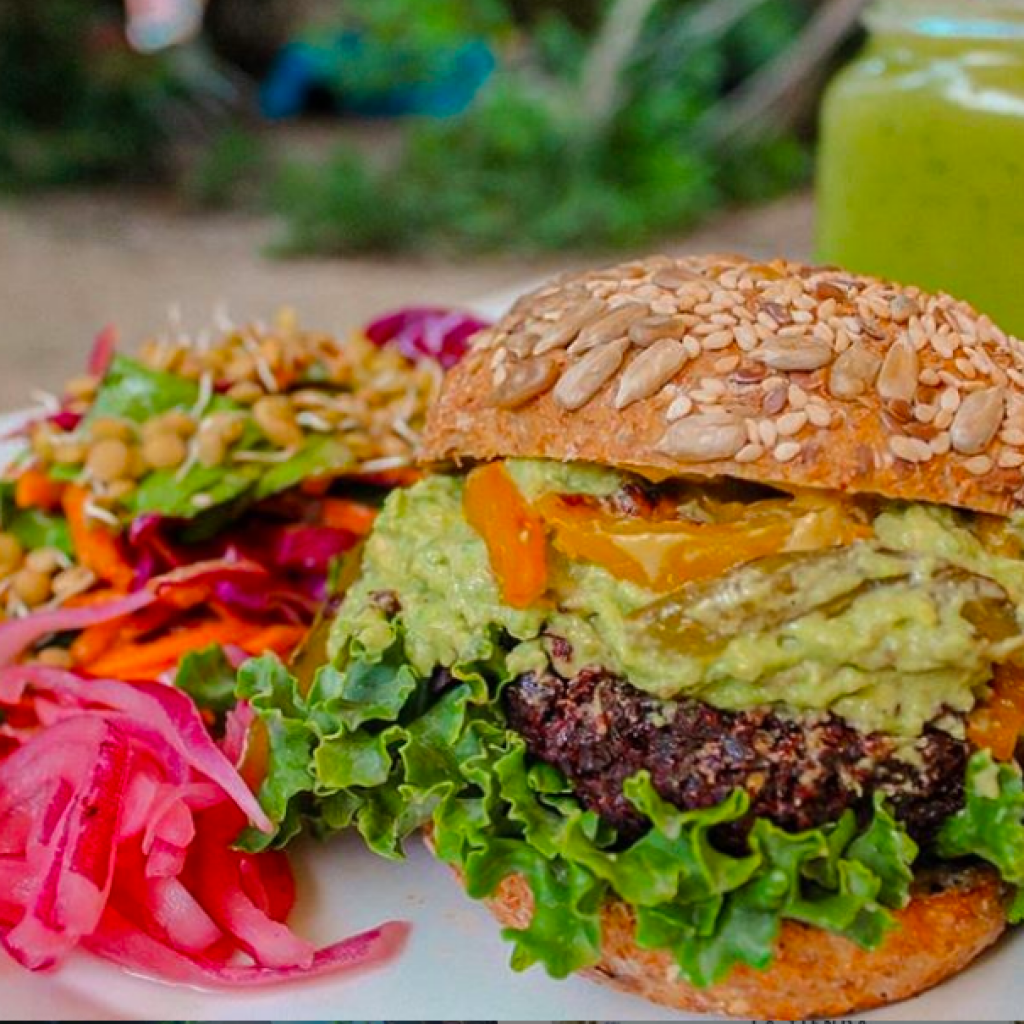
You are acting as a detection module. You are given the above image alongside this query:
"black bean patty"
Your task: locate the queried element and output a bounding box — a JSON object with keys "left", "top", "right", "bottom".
{"left": 504, "top": 666, "right": 967, "bottom": 847}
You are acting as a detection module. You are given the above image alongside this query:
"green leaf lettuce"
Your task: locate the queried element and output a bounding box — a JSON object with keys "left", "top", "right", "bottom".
{"left": 239, "top": 635, "right": 928, "bottom": 987}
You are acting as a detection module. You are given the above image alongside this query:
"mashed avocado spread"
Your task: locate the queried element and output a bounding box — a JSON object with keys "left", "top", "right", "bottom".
{"left": 331, "top": 460, "right": 1024, "bottom": 739}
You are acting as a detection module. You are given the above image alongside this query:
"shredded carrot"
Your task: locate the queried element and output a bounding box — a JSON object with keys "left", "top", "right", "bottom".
{"left": 15, "top": 467, "right": 65, "bottom": 512}
{"left": 86, "top": 619, "right": 242, "bottom": 678}
{"left": 62, "top": 586, "right": 126, "bottom": 609}
{"left": 84, "top": 617, "right": 306, "bottom": 680}
{"left": 322, "top": 498, "right": 377, "bottom": 536}
{"left": 239, "top": 624, "right": 306, "bottom": 657}
{"left": 70, "top": 618, "right": 125, "bottom": 666}
{"left": 62, "top": 485, "right": 133, "bottom": 591}
{"left": 299, "top": 476, "right": 333, "bottom": 497}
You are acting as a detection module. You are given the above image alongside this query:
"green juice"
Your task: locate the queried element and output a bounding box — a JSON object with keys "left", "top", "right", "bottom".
{"left": 818, "top": 8, "right": 1024, "bottom": 336}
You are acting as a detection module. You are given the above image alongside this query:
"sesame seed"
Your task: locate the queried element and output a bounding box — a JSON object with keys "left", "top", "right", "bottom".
{"left": 758, "top": 420, "right": 779, "bottom": 447}
{"left": 965, "top": 454, "right": 993, "bottom": 476}
{"left": 773, "top": 441, "right": 801, "bottom": 463}
{"left": 787, "top": 384, "right": 808, "bottom": 409}
{"left": 734, "top": 325, "right": 758, "bottom": 351}
{"left": 806, "top": 404, "right": 832, "bottom": 428}
{"left": 999, "top": 449, "right": 1024, "bottom": 468}
{"left": 735, "top": 442, "right": 765, "bottom": 463}
{"left": 702, "top": 330, "right": 734, "bottom": 351}
{"left": 890, "top": 435, "right": 932, "bottom": 463}
{"left": 954, "top": 356, "right": 978, "bottom": 379}
{"left": 666, "top": 393, "right": 693, "bottom": 421}
{"left": 683, "top": 337, "right": 702, "bottom": 359}
{"left": 714, "top": 354, "right": 740, "bottom": 374}
{"left": 777, "top": 411, "right": 808, "bottom": 437}
{"left": 930, "top": 432, "right": 952, "bottom": 455}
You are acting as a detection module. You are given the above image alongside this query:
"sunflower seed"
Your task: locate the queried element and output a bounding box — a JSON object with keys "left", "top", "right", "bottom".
{"left": 553, "top": 338, "right": 628, "bottom": 410}
{"left": 752, "top": 338, "right": 833, "bottom": 372}
{"left": 615, "top": 339, "right": 689, "bottom": 409}
{"left": 656, "top": 414, "right": 746, "bottom": 462}
{"left": 532, "top": 299, "right": 606, "bottom": 355}
{"left": 877, "top": 338, "right": 919, "bottom": 403}
{"left": 567, "top": 303, "right": 648, "bottom": 356}
{"left": 506, "top": 329, "right": 539, "bottom": 358}
{"left": 491, "top": 356, "right": 559, "bottom": 409}
{"left": 629, "top": 315, "right": 689, "bottom": 347}
{"left": 950, "top": 385, "right": 1005, "bottom": 455}
{"left": 653, "top": 267, "right": 705, "bottom": 290}
{"left": 827, "top": 345, "right": 880, "bottom": 399}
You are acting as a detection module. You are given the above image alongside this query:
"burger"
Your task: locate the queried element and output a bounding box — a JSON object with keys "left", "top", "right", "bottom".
{"left": 245, "top": 255, "right": 1024, "bottom": 1019}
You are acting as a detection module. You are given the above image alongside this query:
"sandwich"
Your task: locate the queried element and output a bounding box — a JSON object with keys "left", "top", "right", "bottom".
{"left": 245, "top": 255, "right": 1024, "bottom": 1019}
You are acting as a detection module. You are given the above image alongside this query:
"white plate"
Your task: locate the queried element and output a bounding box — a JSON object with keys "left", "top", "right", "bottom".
{"left": 3, "top": 300, "right": 1023, "bottom": 1020}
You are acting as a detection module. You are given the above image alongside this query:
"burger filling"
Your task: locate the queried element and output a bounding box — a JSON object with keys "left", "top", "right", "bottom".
{"left": 242, "top": 458, "right": 1024, "bottom": 985}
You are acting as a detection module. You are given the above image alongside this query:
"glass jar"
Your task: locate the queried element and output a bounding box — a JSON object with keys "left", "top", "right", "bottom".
{"left": 817, "top": 0, "right": 1024, "bottom": 335}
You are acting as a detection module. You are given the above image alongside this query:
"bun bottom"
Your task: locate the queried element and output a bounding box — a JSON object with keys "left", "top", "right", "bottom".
{"left": 480, "top": 863, "right": 1007, "bottom": 1020}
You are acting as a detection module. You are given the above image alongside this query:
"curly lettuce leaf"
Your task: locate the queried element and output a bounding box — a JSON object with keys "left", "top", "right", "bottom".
{"left": 937, "top": 749, "right": 1024, "bottom": 922}
{"left": 174, "top": 644, "right": 238, "bottom": 721}
{"left": 240, "top": 638, "right": 922, "bottom": 986}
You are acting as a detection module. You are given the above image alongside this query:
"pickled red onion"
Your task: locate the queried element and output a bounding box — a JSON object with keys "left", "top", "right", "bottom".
{"left": 0, "top": 666, "right": 408, "bottom": 986}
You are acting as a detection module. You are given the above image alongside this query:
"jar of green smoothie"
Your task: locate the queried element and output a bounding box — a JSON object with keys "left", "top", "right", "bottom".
{"left": 817, "top": 0, "right": 1024, "bottom": 335}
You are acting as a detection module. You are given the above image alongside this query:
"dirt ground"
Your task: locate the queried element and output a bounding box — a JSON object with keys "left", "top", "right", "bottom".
{"left": 0, "top": 190, "right": 813, "bottom": 410}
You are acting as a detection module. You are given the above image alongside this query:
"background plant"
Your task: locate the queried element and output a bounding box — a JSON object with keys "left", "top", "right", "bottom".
{"left": 269, "top": 0, "right": 826, "bottom": 255}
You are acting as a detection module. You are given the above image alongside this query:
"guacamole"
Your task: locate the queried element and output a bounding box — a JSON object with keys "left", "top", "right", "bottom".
{"left": 331, "top": 460, "right": 1024, "bottom": 739}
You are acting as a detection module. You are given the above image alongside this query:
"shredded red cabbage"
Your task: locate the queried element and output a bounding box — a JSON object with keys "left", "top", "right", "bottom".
{"left": 88, "top": 325, "right": 117, "bottom": 379}
{"left": 365, "top": 307, "right": 488, "bottom": 369}
{"left": 0, "top": 665, "right": 408, "bottom": 986}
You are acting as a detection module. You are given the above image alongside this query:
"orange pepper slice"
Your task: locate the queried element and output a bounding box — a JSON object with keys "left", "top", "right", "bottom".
{"left": 463, "top": 462, "right": 548, "bottom": 609}
{"left": 968, "top": 663, "right": 1024, "bottom": 761}
{"left": 535, "top": 492, "right": 870, "bottom": 593}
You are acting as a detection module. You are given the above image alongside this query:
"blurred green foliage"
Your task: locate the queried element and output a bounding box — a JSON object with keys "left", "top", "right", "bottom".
{"left": 0, "top": 0, "right": 179, "bottom": 187}
{"left": 270, "top": 0, "right": 813, "bottom": 254}
{"left": 181, "top": 127, "right": 269, "bottom": 208}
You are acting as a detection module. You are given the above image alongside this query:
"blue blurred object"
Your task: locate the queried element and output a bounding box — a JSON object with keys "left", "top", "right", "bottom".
{"left": 261, "top": 32, "right": 495, "bottom": 119}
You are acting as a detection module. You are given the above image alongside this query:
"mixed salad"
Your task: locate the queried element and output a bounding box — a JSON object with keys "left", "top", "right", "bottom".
{"left": 0, "top": 306, "right": 485, "bottom": 984}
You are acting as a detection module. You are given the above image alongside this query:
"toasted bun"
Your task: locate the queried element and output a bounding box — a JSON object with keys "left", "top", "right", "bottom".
{"left": 423, "top": 254, "right": 1024, "bottom": 515}
{"left": 482, "top": 862, "right": 1006, "bottom": 1020}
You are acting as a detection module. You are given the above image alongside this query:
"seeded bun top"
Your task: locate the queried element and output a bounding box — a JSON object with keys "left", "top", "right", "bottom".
{"left": 421, "top": 253, "right": 1024, "bottom": 515}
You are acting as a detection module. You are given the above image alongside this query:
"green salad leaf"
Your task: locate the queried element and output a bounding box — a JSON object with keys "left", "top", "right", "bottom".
{"left": 937, "top": 749, "right": 1024, "bottom": 922}
{"left": 0, "top": 481, "right": 73, "bottom": 556}
{"left": 46, "top": 354, "right": 355, "bottom": 520}
{"left": 89, "top": 354, "right": 199, "bottom": 423}
{"left": 239, "top": 635, "right": 923, "bottom": 986}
